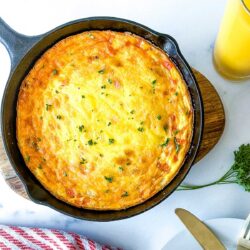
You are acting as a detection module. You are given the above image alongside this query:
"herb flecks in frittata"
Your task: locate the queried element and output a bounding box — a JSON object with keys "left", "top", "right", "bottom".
{"left": 17, "top": 30, "right": 193, "bottom": 210}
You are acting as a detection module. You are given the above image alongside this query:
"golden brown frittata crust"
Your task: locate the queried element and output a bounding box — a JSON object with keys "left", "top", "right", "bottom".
{"left": 16, "top": 31, "right": 193, "bottom": 210}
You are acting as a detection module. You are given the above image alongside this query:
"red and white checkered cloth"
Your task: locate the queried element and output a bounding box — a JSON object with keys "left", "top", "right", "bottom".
{"left": 0, "top": 225, "right": 120, "bottom": 250}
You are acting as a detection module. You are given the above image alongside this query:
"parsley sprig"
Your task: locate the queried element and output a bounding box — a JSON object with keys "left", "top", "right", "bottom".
{"left": 178, "top": 144, "right": 250, "bottom": 191}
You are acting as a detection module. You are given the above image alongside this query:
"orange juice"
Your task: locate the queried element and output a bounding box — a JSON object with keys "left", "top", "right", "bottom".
{"left": 213, "top": 0, "right": 250, "bottom": 79}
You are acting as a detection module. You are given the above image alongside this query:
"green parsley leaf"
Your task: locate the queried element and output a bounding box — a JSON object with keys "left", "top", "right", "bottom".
{"left": 157, "top": 115, "right": 162, "bottom": 120}
{"left": 56, "top": 115, "right": 62, "bottom": 120}
{"left": 80, "top": 158, "right": 87, "bottom": 164}
{"left": 88, "top": 139, "right": 94, "bottom": 145}
{"left": 109, "top": 138, "right": 115, "bottom": 144}
{"left": 108, "top": 79, "right": 112, "bottom": 84}
{"left": 104, "top": 176, "right": 113, "bottom": 183}
{"left": 174, "top": 137, "right": 180, "bottom": 152}
{"left": 161, "top": 138, "right": 170, "bottom": 147}
{"left": 163, "top": 125, "right": 168, "bottom": 132}
{"left": 98, "top": 69, "right": 105, "bottom": 74}
{"left": 25, "top": 155, "right": 30, "bottom": 163}
{"left": 79, "top": 125, "right": 84, "bottom": 132}
{"left": 178, "top": 144, "right": 250, "bottom": 192}
{"left": 121, "top": 191, "right": 129, "bottom": 197}
{"left": 174, "top": 130, "right": 179, "bottom": 135}
{"left": 137, "top": 127, "right": 144, "bottom": 132}
{"left": 46, "top": 104, "right": 52, "bottom": 111}
{"left": 52, "top": 69, "right": 58, "bottom": 75}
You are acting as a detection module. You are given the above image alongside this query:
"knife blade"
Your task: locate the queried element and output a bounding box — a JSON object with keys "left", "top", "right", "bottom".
{"left": 175, "top": 208, "right": 226, "bottom": 250}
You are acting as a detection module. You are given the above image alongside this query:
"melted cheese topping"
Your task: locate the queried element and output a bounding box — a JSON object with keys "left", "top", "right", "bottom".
{"left": 16, "top": 31, "right": 193, "bottom": 210}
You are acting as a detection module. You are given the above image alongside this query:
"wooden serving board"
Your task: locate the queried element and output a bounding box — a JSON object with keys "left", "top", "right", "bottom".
{"left": 0, "top": 69, "right": 225, "bottom": 199}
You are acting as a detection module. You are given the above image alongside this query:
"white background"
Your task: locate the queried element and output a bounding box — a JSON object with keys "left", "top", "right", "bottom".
{"left": 0, "top": 0, "right": 250, "bottom": 249}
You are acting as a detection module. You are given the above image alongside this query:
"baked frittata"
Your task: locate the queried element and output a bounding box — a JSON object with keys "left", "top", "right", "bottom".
{"left": 16, "top": 31, "right": 193, "bottom": 210}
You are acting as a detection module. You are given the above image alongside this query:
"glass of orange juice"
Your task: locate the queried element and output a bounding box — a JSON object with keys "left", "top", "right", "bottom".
{"left": 213, "top": 0, "right": 250, "bottom": 80}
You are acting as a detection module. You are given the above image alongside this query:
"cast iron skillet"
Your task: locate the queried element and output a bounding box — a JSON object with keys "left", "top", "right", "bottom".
{"left": 0, "top": 17, "right": 203, "bottom": 221}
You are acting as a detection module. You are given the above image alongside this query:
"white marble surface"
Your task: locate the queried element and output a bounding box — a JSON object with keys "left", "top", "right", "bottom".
{"left": 0, "top": 0, "right": 250, "bottom": 249}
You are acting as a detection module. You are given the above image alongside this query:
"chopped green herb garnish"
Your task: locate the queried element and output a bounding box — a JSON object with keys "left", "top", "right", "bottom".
{"left": 38, "top": 164, "right": 42, "bottom": 169}
{"left": 161, "top": 138, "right": 170, "bottom": 147}
{"left": 101, "top": 85, "right": 106, "bottom": 89}
{"left": 163, "top": 125, "right": 168, "bottom": 131}
{"left": 88, "top": 33, "right": 94, "bottom": 39}
{"left": 64, "top": 172, "right": 68, "bottom": 177}
{"left": 109, "top": 138, "right": 115, "bottom": 144}
{"left": 130, "top": 110, "right": 135, "bottom": 114}
{"left": 157, "top": 115, "right": 162, "bottom": 120}
{"left": 175, "top": 92, "right": 179, "bottom": 96}
{"left": 108, "top": 78, "right": 112, "bottom": 84}
{"left": 37, "top": 138, "right": 42, "bottom": 142}
{"left": 88, "top": 139, "right": 94, "bottom": 146}
{"left": 104, "top": 176, "right": 113, "bottom": 183}
{"left": 79, "top": 125, "right": 84, "bottom": 132}
{"left": 140, "top": 121, "right": 144, "bottom": 125}
{"left": 174, "top": 137, "right": 180, "bottom": 152}
{"left": 121, "top": 191, "right": 129, "bottom": 197}
{"left": 40, "top": 116, "right": 43, "bottom": 120}
{"left": 152, "top": 79, "right": 157, "bottom": 85}
{"left": 55, "top": 90, "right": 59, "bottom": 94}
{"left": 107, "top": 122, "right": 112, "bottom": 126}
{"left": 82, "top": 95, "right": 85, "bottom": 98}
{"left": 98, "top": 69, "right": 105, "bottom": 74}
{"left": 99, "top": 153, "right": 104, "bottom": 157}
{"left": 56, "top": 115, "right": 62, "bottom": 120}
{"left": 137, "top": 127, "right": 144, "bottom": 132}
{"left": 25, "top": 155, "right": 30, "bottom": 163}
{"left": 52, "top": 69, "right": 58, "bottom": 75}
{"left": 118, "top": 166, "right": 124, "bottom": 171}
{"left": 80, "top": 158, "right": 87, "bottom": 164}
{"left": 46, "top": 104, "right": 52, "bottom": 111}
{"left": 174, "top": 130, "right": 179, "bottom": 135}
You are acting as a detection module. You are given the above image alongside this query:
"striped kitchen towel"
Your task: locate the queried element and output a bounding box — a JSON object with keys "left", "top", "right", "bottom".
{"left": 0, "top": 225, "right": 120, "bottom": 250}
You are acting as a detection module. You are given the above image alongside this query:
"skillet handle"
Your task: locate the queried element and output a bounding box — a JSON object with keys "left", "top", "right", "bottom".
{"left": 0, "top": 17, "right": 43, "bottom": 71}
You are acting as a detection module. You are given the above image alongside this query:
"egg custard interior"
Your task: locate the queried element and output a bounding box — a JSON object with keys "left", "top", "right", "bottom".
{"left": 16, "top": 31, "right": 193, "bottom": 210}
